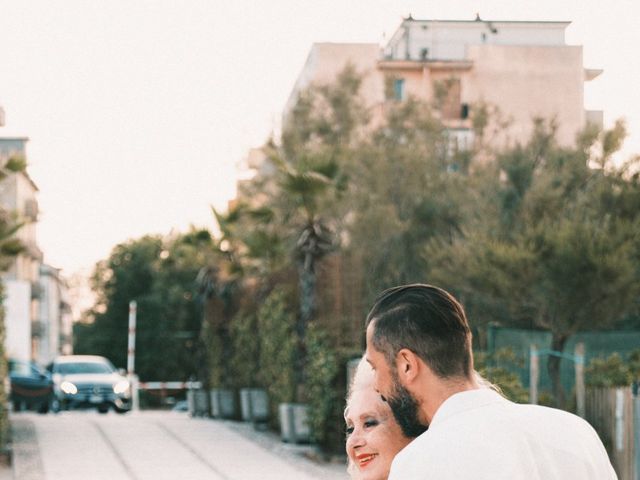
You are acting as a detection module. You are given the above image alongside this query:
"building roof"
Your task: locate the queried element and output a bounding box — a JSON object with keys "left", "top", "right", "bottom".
{"left": 402, "top": 15, "right": 571, "bottom": 25}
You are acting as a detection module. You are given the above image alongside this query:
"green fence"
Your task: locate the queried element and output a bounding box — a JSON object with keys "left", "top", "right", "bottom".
{"left": 487, "top": 326, "right": 640, "bottom": 394}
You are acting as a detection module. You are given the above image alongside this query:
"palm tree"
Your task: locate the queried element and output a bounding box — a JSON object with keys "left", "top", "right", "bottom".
{"left": 272, "top": 155, "right": 337, "bottom": 400}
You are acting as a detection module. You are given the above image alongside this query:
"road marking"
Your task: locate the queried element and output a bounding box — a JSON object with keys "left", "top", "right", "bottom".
{"left": 91, "top": 420, "right": 140, "bottom": 480}
{"left": 154, "top": 421, "right": 231, "bottom": 480}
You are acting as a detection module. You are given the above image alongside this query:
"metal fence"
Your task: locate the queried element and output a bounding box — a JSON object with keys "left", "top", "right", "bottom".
{"left": 585, "top": 386, "right": 638, "bottom": 480}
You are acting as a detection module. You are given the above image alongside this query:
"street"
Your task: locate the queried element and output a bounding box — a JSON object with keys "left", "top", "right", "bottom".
{"left": 9, "top": 411, "right": 348, "bottom": 480}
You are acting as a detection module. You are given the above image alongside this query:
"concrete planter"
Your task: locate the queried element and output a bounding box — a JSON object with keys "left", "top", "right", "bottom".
{"left": 279, "top": 402, "right": 311, "bottom": 443}
{"left": 210, "top": 388, "right": 237, "bottom": 419}
{"left": 239, "top": 388, "right": 269, "bottom": 423}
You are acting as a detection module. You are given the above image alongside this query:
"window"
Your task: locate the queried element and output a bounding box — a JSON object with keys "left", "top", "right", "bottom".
{"left": 393, "top": 78, "right": 405, "bottom": 101}
{"left": 420, "top": 48, "right": 429, "bottom": 60}
{"left": 461, "top": 103, "right": 470, "bottom": 119}
{"left": 434, "top": 78, "right": 461, "bottom": 120}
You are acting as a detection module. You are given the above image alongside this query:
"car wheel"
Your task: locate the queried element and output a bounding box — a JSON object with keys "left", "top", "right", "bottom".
{"left": 97, "top": 404, "right": 110, "bottom": 414}
{"left": 12, "top": 400, "right": 22, "bottom": 412}
{"left": 37, "top": 402, "right": 49, "bottom": 414}
{"left": 50, "top": 398, "right": 61, "bottom": 414}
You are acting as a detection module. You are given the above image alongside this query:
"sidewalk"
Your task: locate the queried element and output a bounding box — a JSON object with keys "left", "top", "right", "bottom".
{"left": 0, "top": 466, "right": 10, "bottom": 480}
{"left": 221, "top": 419, "right": 347, "bottom": 479}
{"left": 7, "top": 412, "right": 348, "bottom": 480}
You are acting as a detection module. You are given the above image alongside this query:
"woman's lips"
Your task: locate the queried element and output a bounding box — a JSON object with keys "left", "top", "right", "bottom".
{"left": 356, "top": 453, "right": 378, "bottom": 468}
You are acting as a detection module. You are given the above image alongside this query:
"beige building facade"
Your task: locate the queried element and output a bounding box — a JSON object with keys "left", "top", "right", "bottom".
{"left": 282, "top": 16, "right": 602, "bottom": 151}
{"left": 0, "top": 135, "right": 71, "bottom": 362}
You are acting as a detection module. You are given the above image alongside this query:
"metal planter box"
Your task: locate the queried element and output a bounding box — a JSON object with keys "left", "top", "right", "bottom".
{"left": 279, "top": 402, "right": 311, "bottom": 443}
{"left": 210, "top": 388, "right": 237, "bottom": 419}
{"left": 239, "top": 388, "right": 269, "bottom": 423}
{"left": 187, "top": 388, "right": 210, "bottom": 417}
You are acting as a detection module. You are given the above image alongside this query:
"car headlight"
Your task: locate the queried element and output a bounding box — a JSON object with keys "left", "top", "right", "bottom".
{"left": 113, "top": 380, "right": 130, "bottom": 395}
{"left": 61, "top": 381, "right": 78, "bottom": 395}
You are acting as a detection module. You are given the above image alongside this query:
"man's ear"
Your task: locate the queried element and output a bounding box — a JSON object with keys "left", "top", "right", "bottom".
{"left": 395, "top": 348, "right": 420, "bottom": 383}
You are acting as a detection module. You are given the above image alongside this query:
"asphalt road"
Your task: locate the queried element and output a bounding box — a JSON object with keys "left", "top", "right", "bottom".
{"left": 10, "top": 411, "right": 348, "bottom": 480}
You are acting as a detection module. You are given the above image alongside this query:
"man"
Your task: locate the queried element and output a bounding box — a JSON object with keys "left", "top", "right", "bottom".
{"left": 365, "top": 284, "right": 617, "bottom": 479}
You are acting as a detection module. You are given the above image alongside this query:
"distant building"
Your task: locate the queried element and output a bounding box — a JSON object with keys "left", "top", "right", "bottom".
{"left": 282, "top": 43, "right": 383, "bottom": 128}
{"left": 233, "top": 17, "right": 605, "bottom": 347}
{"left": 0, "top": 137, "right": 42, "bottom": 361}
{"left": 282, "top": 16, "right": 602, "bottom": 153}
{"left": 36, "top": 264, "right": 73, "bottom": 364}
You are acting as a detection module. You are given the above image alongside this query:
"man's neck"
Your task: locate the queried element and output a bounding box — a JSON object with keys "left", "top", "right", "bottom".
{"left": 419, "top": 375, "right": 479, "bottom": 425}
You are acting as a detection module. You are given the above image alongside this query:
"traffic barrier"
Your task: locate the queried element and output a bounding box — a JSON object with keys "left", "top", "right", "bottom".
{"left": 138, "top": 381, "right": 202, "bottom": 390}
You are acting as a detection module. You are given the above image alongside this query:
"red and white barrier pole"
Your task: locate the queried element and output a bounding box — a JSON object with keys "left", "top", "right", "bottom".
{"left": 128, "top": 300, "right": 139, "bottom": 411}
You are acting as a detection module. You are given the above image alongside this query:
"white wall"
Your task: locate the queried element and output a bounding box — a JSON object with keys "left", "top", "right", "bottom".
{"left": 4, "top": 279, "right": 31, "bottom": 361}
{"left": 388, "top": 21, "right": 569, "bottom": 61}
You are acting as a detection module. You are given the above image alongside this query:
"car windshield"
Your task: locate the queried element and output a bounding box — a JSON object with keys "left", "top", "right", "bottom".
{"left": 10, "top": 361, "right": 40, "bottom": 376}
{"left": 57, "top": 362, "right": 114, "bottom": 375}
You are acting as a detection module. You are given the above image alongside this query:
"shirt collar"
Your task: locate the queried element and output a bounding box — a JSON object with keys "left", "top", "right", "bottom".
{"left": 430, "top": 388, "right": 506, "bottom": 427}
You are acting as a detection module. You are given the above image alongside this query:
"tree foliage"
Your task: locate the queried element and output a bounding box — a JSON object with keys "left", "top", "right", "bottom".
{"left": 76, "top": 229, "right": 215, "bottom": 382}
{"left": 427, "top": 120, "right": 640, "bottom": 406}
{"left": 77, "top": 66, "right": 640, "bottom": 447}
{"left": 209, "top": 67, "right": 640, "bottom": 439}
{"left": 585, "top": 350, "right": 640, "bottom": 387}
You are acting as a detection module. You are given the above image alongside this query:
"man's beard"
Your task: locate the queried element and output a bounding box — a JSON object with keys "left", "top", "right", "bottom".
{"left": 384, "top": 372, "right": 428, "bottom": 438}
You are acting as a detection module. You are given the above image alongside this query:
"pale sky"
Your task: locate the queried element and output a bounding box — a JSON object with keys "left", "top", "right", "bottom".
{"left": 0, "top": 0, "right": 638, "bottom": 276}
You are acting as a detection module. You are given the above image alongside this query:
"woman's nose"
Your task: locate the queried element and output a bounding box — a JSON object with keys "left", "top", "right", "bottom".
{"left": 347, "top": 427, "right": 365, "bottom": 450}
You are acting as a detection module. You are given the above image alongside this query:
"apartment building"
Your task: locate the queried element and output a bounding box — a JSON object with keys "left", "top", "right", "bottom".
{"left": 37, "top": 264, "right": 73, "bottom": 364}
{"left": 283, "top": 15, "right": 602, "bottom": 153}
{"left": 0, "top": 136, "right": 42, "bottom": 361}
{"left": 0, "top": 132, "right": 70, "bottom": 362}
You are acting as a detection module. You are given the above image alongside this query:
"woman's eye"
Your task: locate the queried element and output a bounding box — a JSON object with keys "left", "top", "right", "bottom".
{"left": 345, "top": 426, "right": 354, "bottom": 435}
{"left": 364, "top": 419, "right": 379, "bottom": 428}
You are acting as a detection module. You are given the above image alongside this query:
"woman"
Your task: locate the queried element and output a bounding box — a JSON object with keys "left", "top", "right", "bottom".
{"left": 344, "top": 357, "right": 414, "bottom": 480}
{"left": 344, "top": 357, "right": 495, "bottom": 479}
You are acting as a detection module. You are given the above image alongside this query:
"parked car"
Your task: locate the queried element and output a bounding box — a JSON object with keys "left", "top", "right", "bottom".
{"left": 8, "top": 359, "right": 54, "bottom": 413}
{"left": 47, "top": 355, "right": 132, "bottom": 414}
{"left": 171, "top": 400, "right": 189, "bottom": 412}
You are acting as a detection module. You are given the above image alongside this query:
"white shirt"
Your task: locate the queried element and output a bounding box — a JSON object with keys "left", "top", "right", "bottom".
{"left": 389, "top": 389, "right": 617, "bottom": 480}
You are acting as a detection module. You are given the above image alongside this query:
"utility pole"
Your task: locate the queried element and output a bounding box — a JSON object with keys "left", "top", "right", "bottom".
{"left": 574, "top": 343, "right": 585, "bottom": 418}
{"left": 128, "top": 300, "right": 139, "bottom": 411}
{"left": 529, "top": 344, "right": 539, "bottom": 405}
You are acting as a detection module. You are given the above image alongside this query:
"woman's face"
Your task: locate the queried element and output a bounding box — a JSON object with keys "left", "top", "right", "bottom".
{"left": 345, "top": 387, "right": 411, "bottom": 480}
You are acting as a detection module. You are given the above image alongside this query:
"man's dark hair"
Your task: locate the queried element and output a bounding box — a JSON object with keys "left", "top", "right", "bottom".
{"left": 366, "top": 284, "right": 473, "bottom": 379}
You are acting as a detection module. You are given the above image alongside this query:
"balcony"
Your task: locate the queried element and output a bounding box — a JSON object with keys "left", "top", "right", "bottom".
{"left": 30, "top": 281, "right": 43, "bottom": 300}
{"left": 31, "top": 319, "right": 44, "bottom": 338}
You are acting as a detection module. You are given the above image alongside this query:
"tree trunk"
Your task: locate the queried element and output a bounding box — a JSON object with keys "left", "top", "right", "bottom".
{"left": 295, "top": 254, "right": 316, "bottom": 402}
{"left": 219, "top": 325, "right": 233, "bottom": 388}
{"left": 547, "top": 333, "right": 569, "bottom": 408}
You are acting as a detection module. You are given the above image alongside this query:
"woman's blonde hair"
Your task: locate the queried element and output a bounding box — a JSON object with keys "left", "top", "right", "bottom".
{"left": 345, "top": 356, "right": 378, "bottom": 479}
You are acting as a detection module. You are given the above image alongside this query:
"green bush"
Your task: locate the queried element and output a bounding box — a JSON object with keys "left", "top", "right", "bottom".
{"left": 256, "top": 288, "right": 297, "bottom": 426}
{"left": 305, "top": 324, "right": 360, "bottom": 453}
{"left": 305, "top": 324, "right": 340, "bottom": 448}
{"left": 229, "top": 312, "right": 260, "bottom": 389}
{"left": 201, "top": 319, "right": 224, "bottom": 388}
{"left": 474, "top": 348, "right": 529, "bottom": 403}
{"left": 628, "top": 350, "right": 640, "bottom": 379}
{"left": 585, "top": 351, "right": 639, "bottom": 387}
